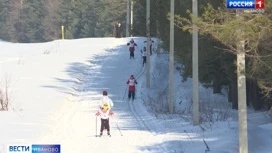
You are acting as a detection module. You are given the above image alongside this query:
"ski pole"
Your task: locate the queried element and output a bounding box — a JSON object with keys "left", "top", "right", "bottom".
{"left": 116, "top": 123, "right": 123, "bottom": 136}
{"left": 95, "top": 115, "right": 98, "bottom": 137}
{"left": 123, "top": 86, "right": 127, "bottom": 99}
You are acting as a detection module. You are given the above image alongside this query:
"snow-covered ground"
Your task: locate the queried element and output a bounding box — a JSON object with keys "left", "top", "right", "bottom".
{"left": 0, "top": 37, "right": 271, "bottom": 153}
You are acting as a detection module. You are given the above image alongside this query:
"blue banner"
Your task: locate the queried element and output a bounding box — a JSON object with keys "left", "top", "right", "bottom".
{"left": 32, "top": 144, "right": 60, "bottom": 153}
{"left": 226, "top": 0, "right": 255, "bottom": 8}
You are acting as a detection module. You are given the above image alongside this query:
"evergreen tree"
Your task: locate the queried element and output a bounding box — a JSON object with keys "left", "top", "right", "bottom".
{"left": 18, "top": 0, "right": 47, "bottom": 42}
{"left": 0, "top": 0, "right": 13, "bottom": 41}
{"left": 43, "top": 0, "right": 61, "bottom": 41}
{"left": 175, "top": 2, "right": 272, "bottom": 109}
{"left": 95, "top": 0, "right": 127, "bottom": 37}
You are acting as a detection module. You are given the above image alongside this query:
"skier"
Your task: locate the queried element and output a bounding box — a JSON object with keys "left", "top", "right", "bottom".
{"left": 95, "top": 104, "right": 114, "bottom": 137}
{"left": 141, "top": 47, "right": 147, "bottom": 67}
{"left": 116, "top": 22, "right": 122, "bottom": 38}
{"left": 127, "top": 38, "right": 137, "bottom": 59}
{"left": 99, "top": 91, "right": 114, "bottom": 110}
{"left": 127, "top": 75, "right": 137, "bottom": 100}
{"left": 112, "top": 22, "right": 117, "bottom": 37}
{"left": 144, "top": 38, "right": 155, "bottom": 55}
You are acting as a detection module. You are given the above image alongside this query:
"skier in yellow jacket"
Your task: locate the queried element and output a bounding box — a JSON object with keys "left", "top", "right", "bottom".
{"left": 95, "top": 104, "right": 114, "bottom": 137}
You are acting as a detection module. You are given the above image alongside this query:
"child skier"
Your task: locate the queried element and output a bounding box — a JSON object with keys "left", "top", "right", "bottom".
{"left": 95, "top": 104, "right": 114, "bottom": 137}
{"left": 141, "top": 47, "right": 147, "bottom": 67}
{"left": 127, "top": 75, "right": 138, "bottom": 100}
{"left": 99, "top": 90, "right": 114, "bottom": 110}
{"left": 144, "top": 38, "right": 155, "bottom": 55}
{"left": 127, "top": 39, "right": 137, "bottom": 59}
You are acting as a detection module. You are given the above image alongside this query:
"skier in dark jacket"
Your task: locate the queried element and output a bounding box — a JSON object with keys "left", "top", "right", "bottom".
{"left": 117, "top": 22, "right": 122, "bottom": 38}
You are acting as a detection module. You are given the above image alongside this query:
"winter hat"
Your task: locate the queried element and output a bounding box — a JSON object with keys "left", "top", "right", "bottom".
{"left": 103, "top": 91, "right": 108, "bottom": 96}
{"left": 102, "top": 104, "right": 109, "bottom": 110}
{"left": 143, "top": 47, "right": 146, "bottom": 51}
{"left": 130, "top": 75, "right": 134, "bottom": 79}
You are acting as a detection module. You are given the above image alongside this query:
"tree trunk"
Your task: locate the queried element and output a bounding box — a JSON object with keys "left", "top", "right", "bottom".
{"left": 228, "top": 84, "right": 232, "bottom": 103}
{"left": 246, "top": 79, "right": 251, "bottom": 107}
{"left": 251, "top": 79, "right": 262, "bottom": 110}
{"left": 213, "top": 77, "right": 221, "bottom": 94}
{"left": 231, "top": 79, "right": 238, "bottom": 110}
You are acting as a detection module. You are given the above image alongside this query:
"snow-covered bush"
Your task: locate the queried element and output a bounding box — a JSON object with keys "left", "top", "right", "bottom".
{"left": 199, "top": 99, "right": 231, "bottom": 129}
{"left": 0, "top": 77, "right": 11, "bottom": 111}
{"left": 268, "top": 107, "right": 272, "bottom": 122}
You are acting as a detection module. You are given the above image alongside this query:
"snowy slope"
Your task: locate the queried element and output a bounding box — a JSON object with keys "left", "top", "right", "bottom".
{"left": 0, "top": 37, "right": 271, "bottom": 153}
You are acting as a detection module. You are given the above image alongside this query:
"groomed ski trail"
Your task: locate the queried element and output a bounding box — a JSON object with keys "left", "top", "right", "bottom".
{"left": 35, "top": 38, "right": 168, "bottom": 153}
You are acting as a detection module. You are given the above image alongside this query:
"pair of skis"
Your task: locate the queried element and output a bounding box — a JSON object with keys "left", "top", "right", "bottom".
{"left": 98, "top": 134, "right": 111, "bottom": 137}
{"left": 95, "top": 116, "right": 123, "bottom": 137}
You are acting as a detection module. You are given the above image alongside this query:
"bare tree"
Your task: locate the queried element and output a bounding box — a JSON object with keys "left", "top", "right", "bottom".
{"left": 0, "top": 75, "right": 13, "bottom": 111}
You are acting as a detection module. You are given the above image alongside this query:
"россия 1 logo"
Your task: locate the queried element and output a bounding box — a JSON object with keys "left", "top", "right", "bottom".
{"left": 226, "top": 0, "right": 265, "bottom": 9}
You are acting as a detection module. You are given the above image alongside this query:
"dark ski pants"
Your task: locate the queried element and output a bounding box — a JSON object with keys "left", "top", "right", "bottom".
{"left": 142, "top": 56, "right": 146, "bottom": 66}
{"left": 128, "top": 91, "right": 135, "bottom": 99}
{"left": 116, "top": 33, "right": 121, "bottom": 38}
{"left": 130, "top": 51, "right": 134, "bottom": 59}
{"left": 100, "top": 118, "right": 110, "bottom": 133}
{"left": 148, "top": 45, "right": 153, "bottom": 55}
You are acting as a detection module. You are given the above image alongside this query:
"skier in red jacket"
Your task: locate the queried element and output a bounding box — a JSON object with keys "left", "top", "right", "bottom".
{"left": 127, "top": 39, "right": 137, "bottom": 59}
{"left": 127, "top": 75, "right": 137, "bottom": 100}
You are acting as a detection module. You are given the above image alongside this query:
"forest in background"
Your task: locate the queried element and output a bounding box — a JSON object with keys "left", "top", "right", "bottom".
{"left": 0, "top": 0, "right": 272, "bottom": 111}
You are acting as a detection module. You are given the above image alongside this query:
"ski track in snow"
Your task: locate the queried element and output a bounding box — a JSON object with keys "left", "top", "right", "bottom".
{"left": 0, "top": 38, "right": 271, "bottom": 153}
{"left": 35, "top": 39, "right": 168, "bottom": 153}
{"left": 5, "top": 38, "right": 206, "bottom": 153}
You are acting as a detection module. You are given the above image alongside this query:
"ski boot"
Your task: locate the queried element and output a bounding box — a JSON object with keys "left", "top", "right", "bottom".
{"left": 107, "top": 131, "right": 111, "bottom": 137}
